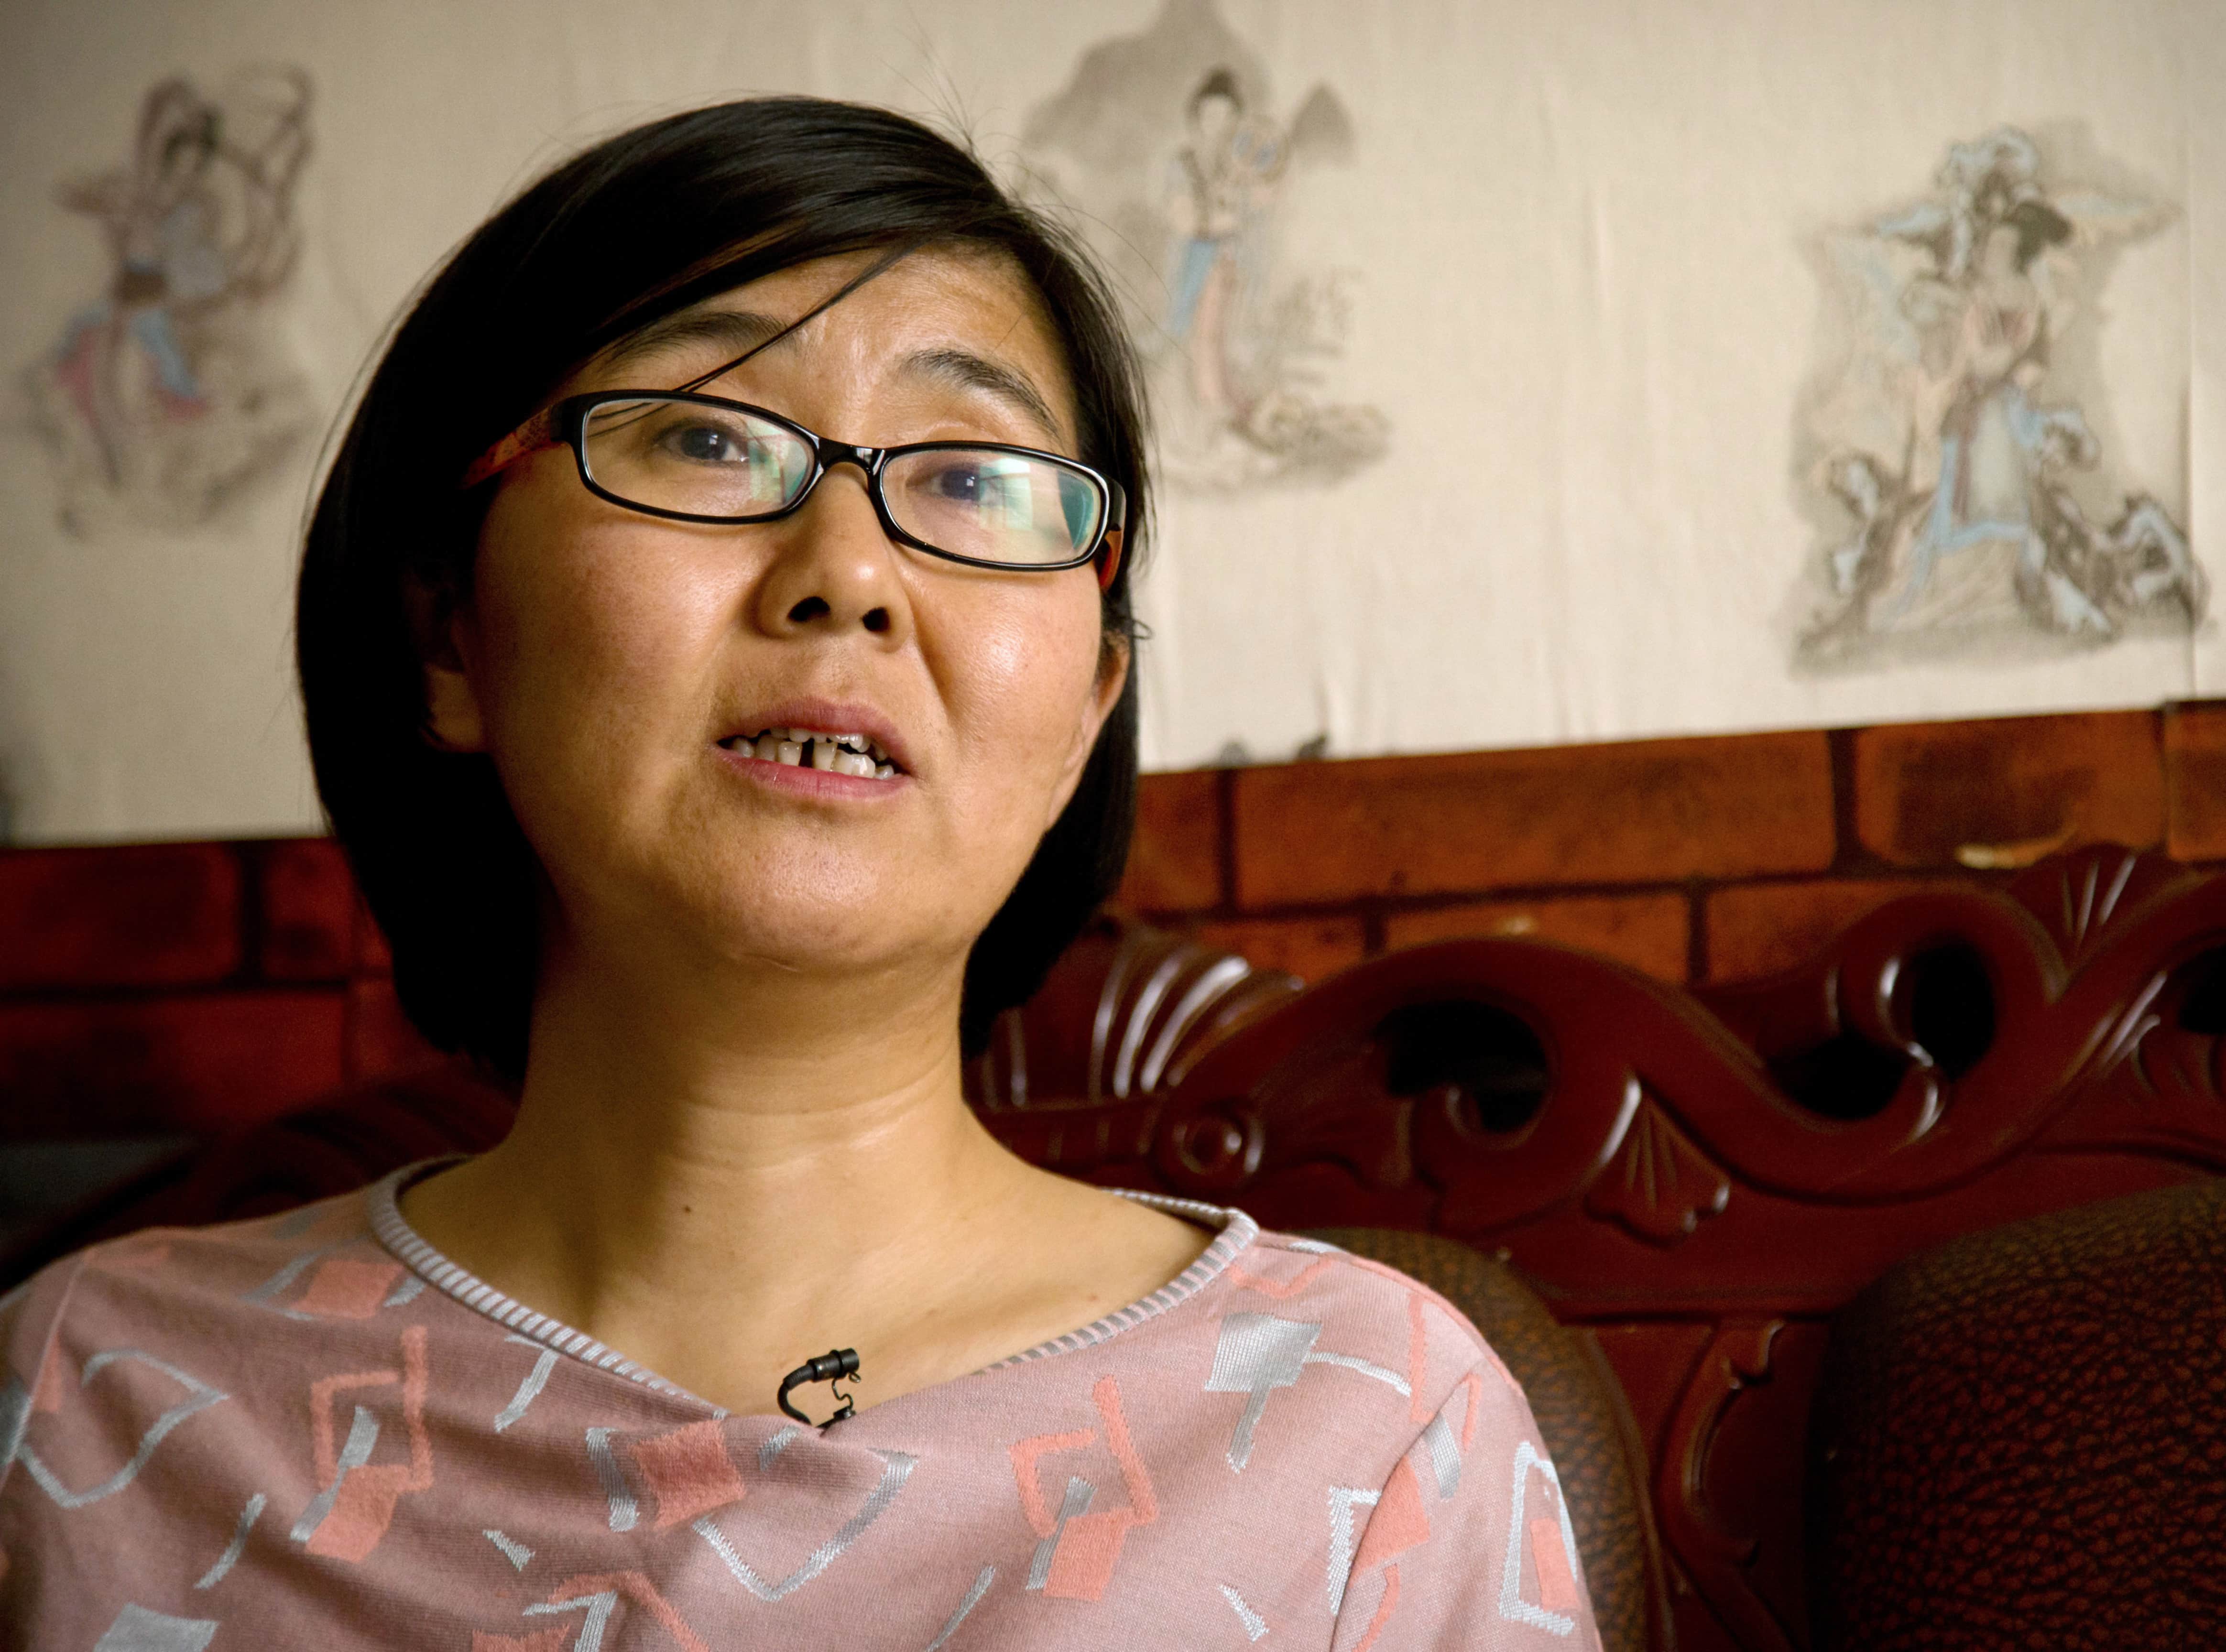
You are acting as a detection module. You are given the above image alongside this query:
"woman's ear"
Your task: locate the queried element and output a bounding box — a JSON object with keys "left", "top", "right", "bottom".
{"left": 1092, "top": 631, "right": 1132, "bottom": 728}
{"left": 1044, "top": 632, "right": 1130, "bottom": 829}
{"left": 404, "top": 578, "right": 487, "bottom": 753}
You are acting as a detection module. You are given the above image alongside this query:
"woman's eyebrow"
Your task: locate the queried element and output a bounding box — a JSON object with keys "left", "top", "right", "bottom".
{"left": 902, "top": 347, "right": 1066, "bottom": 443}
{"left": 601, "top": 307, "right": 789, "bottom": 377}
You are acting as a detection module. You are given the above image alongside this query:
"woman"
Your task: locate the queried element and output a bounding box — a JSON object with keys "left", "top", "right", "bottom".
{"left": 0, "top": 98, "right": 1598, "bottom": 1649}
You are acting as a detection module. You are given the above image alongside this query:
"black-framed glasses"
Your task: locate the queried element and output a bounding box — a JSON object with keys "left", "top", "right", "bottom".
{"left": 460, "top": 390, "right": 1126, "bottom": 581}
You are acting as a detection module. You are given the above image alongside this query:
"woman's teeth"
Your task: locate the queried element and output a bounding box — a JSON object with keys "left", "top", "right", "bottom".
{"left": 722, "top": 728, "right": 897, "bottom": 780}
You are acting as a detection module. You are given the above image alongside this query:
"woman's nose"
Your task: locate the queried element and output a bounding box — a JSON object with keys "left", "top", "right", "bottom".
{"left": 753, "top": 466, "right": 911, "bottom": 642}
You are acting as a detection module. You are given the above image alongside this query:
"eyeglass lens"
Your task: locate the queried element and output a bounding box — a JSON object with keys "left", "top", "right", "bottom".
{"left": 578, "top": 397, "right": 1103, "bottom": 566}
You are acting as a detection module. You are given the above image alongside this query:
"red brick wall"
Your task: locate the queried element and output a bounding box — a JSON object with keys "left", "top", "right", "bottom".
{"left": 1117, "top": 704, "right": 2205, "bottom": 985}
{"left": 0, "top": 839, "right": 435, "bottom": 1142}
{"left": 1, "top": 705, "right": 2214, "bottom": 1141}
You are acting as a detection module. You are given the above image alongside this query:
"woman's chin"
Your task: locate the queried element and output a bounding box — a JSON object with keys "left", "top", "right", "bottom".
{"left": 688, "top": 888, "right": 970, "bottom": 983}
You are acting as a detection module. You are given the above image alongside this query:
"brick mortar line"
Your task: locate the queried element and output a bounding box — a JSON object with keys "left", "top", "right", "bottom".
{"left": 1138, "top": 880, "right": 1723, "bottom": 926}
{"left": 232, "top": 840, "right": 269, "bottom": 989}
{"left": 0, "top": 981, "right": 357, "bottom": 1009}
{"left": 1212, "top": 767, "right": 1239, "bottom": 912}
{"left": 1144, "top": 842, "right": 2195, "bottom": 923}
{"left": 1824, "top": 726, "right": 1866, "bottom": 874}
{"left": 1359, "top": 902, "right": 1389, "bottom": 958}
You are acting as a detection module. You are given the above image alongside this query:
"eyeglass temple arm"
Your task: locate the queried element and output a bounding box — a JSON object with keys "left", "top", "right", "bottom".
{"left": 1096, "top": 483, "right": 1128, "bottom": 591}
{"left": 459, "top": 407, "right": 562, "bottom": 491}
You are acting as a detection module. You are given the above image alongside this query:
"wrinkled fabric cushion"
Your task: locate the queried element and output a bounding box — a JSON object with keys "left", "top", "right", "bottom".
{"left": 1309, "top": 1228, "right": 1659, "bottom": 1652}
{"left": 1808, "top": 1177, "right": 2226, "bottom": 1650}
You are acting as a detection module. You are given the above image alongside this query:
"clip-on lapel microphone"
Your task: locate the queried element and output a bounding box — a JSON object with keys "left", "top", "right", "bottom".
{"left": 777, "top": 1348, "right": 860, "bottom": 1428}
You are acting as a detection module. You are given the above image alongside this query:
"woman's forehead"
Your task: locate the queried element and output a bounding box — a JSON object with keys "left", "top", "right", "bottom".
{"left": 582, "top": 250, "right": 1076, "bottom": 444}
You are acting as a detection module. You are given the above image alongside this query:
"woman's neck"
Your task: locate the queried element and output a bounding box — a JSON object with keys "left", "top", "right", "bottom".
{"left": 395, "top": 934, "right": 1209, "bottom": 1417}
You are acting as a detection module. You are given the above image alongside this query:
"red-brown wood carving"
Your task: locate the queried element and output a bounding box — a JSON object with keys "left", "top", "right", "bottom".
{"left": 1584, "top": 1092, "right": 1732, "bottom": 1246}
{"left": 978, "top": 846, "right": 2226, "bottom": 1652}
{"left": 12, "top": 847, "right": 2220, "bottom": 1651}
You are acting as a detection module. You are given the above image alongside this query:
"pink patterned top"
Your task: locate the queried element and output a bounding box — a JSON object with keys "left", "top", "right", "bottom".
{"left": 0, "top": 1162, "right": 1600, "bottom": 1651}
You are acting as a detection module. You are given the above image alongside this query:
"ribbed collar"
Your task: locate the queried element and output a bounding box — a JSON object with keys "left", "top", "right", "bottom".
{"left": 365, "top": 1158, "right": 1258, "bottom": 1412}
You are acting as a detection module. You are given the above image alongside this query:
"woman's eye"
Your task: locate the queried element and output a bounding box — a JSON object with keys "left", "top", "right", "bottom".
{"left": 926, "top": 462, "right": 984, "bottom": 502}
{"left": 662, "top": 423, "right": 753, "bottom": 463}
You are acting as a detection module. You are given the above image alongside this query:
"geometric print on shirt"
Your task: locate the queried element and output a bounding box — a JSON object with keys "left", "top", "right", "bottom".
{"left": 0, "top": 1161, "right": 1602, "bottom": 1651}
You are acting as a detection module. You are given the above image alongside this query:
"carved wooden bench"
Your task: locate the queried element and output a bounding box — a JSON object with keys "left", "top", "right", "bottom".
{"left": 971, "top": 845, "right": 2226, "bottom": 1651}
{"left": 12, "top": 845, "right": 2224, "bottom": 1651}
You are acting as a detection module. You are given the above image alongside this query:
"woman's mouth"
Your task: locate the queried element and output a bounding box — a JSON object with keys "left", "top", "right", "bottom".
{"left": 717, "top": 727, "right": 900, "bottom": 780}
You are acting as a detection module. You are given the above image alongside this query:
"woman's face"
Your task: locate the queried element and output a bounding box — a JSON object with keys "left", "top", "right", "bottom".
{"left": 429, "top": 250, "right": 1126, "bottom": 988}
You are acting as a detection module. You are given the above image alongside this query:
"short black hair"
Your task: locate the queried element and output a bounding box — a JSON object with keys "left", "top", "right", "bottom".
{"left": 297, "top": 97, "right": 1149, "bottom": 1084}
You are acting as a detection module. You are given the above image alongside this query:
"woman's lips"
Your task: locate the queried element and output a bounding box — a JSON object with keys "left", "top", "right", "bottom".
{"left": 712, "top": 742, "right": 906, "bottom": 798}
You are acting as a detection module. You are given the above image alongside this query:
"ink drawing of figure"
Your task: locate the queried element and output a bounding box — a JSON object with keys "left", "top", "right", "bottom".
{"left": 1797, "top": 127, "right": 2195, "bottom": 663}
{"left": 1023, "top": 2, "right": 1386, "bottom": 493}
{"left": 27, "top": 68, "right": 317, "bottom": 535}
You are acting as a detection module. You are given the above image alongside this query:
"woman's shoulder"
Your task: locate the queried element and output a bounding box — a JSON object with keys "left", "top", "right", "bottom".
{"left": 1226, "top": 1227, "right": 1518, "bottom": 1383}
{"left": 1091, "top": 1195, "right": 1519, "bottom": 1391}
{"left": 0, "top": 1184, "right": 395, "bottom": 1389}
{"left": 1102, "top": 1209, "right": 1536, "bottom": 1467}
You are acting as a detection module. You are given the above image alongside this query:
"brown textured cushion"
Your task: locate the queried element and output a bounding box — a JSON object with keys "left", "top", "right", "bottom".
{"left": 0, "top": 1063, "right": 517, "bottom": 1290}
{"left": 1808, "top": 1177, "right": 2226, "bottom": 1650}
{"left": 1309, "top": 1227, "right": 1659, "bottom": 1652}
